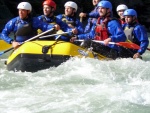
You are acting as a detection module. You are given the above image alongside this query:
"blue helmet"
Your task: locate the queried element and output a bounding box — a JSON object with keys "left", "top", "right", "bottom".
{"left": 97, "top": 1, "right": 112, "bottom": 11}
{"left": 123, "top": 9, "right": 137, "bottom": 17}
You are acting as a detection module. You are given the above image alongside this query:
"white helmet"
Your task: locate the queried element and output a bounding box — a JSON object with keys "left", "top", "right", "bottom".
{"left": 116, "top": 4, "right": 128, "bottom": 12}
{"left": 17, "top": 2, "right": 32, "bottom": 12}
{"left": 64, "top": 1, "right": 78, "bottom": 12}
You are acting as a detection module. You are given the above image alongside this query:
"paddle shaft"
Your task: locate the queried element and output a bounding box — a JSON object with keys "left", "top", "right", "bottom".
{"left": 55, "top": 35, "right": 61, "bottom": 40}
{"left": 24, "top": 28, "right": 54, "bottom": 43}
{"left": 0, "top": 47, "right": 13, "bottom": 55}
{"left": 76, "top": 40, "right": 115, "bottom": 44}
{"left": 76, "top": 40, "right": 150, "bottom": 52}
{"left": 80, "top": 17, "right": 83, "bottom": 23}
{"left": 92, "top": 40, "right": 115, "bottom": 44}
{"left": 0, "top": 28, "right": 54, "bottom": 56}
{"left": 76, "top": 40, "right": 140, "bottom": 50}
{"left": 39, "top": 31, "right": 72, "bottom": 39}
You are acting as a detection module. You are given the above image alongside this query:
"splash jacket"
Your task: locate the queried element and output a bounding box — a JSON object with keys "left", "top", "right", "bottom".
{"left": 123, "top": 23, "right": 149, "bottom": 55}
{"left": 77, "top": 17, "right": 126, "bottom": 50}
{"left": 57, "top": 14, "right": 84, "bottom": 35}
{"left": 38, "top": 15, "right": 73, "bottom": 41}
{"left": 84, "top": 5, "right": 99, "bottom": 33}
{"left": 1, "top": 16, "right": 54, "bottom": 44}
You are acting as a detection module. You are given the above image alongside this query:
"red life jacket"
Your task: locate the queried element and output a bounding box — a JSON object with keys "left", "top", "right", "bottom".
{"left": 119, "top": 18, "right": 125, "bottom": 25}
{"left": 94, "top": 17, "right": 110, "bottom": 41}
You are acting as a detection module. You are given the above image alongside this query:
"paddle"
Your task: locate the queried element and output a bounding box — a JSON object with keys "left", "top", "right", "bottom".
{"left": 92, "top": 40, "right": 141, "bottom": 50}
{"left": 0, "top": 28, "right": 54, "bottom": 56}
{"left": 39, "top": 31, "right": 72, "bottom": 39}
{"left": 75, "top": 40, "right": 141, "bottom": 50}
{"left": 55, "top": 35, "right": 61, "bottom": 40}
{"left": 80, "top": 17, "right": 83, "bottom": 23}
{"left": 0, "top": 40, "right": 11, "bottom": 51}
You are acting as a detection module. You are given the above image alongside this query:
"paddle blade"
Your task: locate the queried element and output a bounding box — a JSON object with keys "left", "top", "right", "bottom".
{"left": 0, "top": 51, "right": 4, "bottom": 56}
{"left": 0, "top": 40, "right": 11, "bottom": 51}
{"left": 0, "top": 47, "right": 13, "bottom": 56}
{"left": 116, "top": 42, "right": 140, "bottom": 50}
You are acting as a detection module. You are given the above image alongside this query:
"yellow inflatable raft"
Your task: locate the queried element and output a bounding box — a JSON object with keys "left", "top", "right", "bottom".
{"left": 6, "top": 41, "right": 108, "bottom": 72}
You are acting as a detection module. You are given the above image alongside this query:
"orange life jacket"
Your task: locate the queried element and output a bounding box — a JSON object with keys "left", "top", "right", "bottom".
{"left": 94, "top": 17, "right": 109, "bottom": 41}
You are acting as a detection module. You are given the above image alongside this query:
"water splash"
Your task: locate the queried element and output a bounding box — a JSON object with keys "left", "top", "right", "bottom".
{"left": 0, "top": 56, "right": 150, "bottom": 113}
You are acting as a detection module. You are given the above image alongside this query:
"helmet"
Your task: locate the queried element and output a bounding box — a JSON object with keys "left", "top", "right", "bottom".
{"left": 17, "top": 2, "right": 32, "bottom": 12}
{"left": 64, "top": 1, "right": 78, "bottom": 12}
{"left": 43, "top": 0, "right": 56, "bottom": 10}
{"left": 123, "top": 9, "right": 137, "bottom": 17}
{"left": 97, "top": 1, "right": 112, "bottom": 11}
{"left": 116, "top": 4, "right": 128, "bottom": 12}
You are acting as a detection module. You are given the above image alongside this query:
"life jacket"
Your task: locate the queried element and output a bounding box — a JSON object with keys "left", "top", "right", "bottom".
{"left": 94, "top": 17, "right": 110, "bottom": 40}
{"left": 37, "top": 15, "right": 57, "bottom": 34}
{"left": 38, "top": 15, "right": 65, "bottom": 38}
{"left": 40, "top": 15, "right": 56, "bottom": 25}
{"left": 119, "top": 18, "right": 125, "bottom": 25}
{"left": 124, "top": 26, "right": 134, "bottom": 42}
{"left": 61, "top": 14, "right": 76, "bottom": 28}
{"left": 15, "top": 17, "right": 37, "bottom": 42}
{"left": 124, "top": 21, "right": 140, "bottom": 45}
{"left": 84, "top": 17, "right": 97, "bottom": 33}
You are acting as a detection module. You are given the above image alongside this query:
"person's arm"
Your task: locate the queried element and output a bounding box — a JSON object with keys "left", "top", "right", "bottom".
{"left": 84, "top": 18, "right": 98, "bottom": 33}
{"left": 56, "top": 14, "right": 63, "bottom": 20}
{"left": 1, "top": 18, "right": 16, "bottom": 44}
{"left": 37, "top": 15, "right": 42, "bottom": 21}
{"left": 87, "top": 12, "right": 99, "bottom": 18}
{"left": 80, "top": 6, "right": 99, "bottom": 19}
{"left": 74, "top": 19, "right": 84, "bottom": 35}
{"left": 75, "top": 22, "right": 96, "bottom": 40}
{"left": 108, "top": 20, "right": 126, "bottom": 42}
{"left": 32, "top": 17, "right": 55, "bottom": 31}
{"left": 134, "top": 25, "right": 149, "bottom": 55}
{"left": 55, "top": 17, "right": 72, "bottom": 32}
{"left": 56, "top": 15, "right": 84, "bottom": 35}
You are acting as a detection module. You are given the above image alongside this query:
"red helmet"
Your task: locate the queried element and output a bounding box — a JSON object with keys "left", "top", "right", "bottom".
{"left": 43, "top": 0, "right": 56, "bottom": 10}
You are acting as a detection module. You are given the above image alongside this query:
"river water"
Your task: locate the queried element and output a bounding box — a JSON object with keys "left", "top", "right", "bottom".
{"left": 0, "top": 34, "right": 150, "bottom": 112}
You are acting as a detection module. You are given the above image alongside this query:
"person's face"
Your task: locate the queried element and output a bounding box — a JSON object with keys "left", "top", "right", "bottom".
{"left": 18, "top": 9, "right": 28, "bottom": 19}
{"left": 92, "top": 0, "right": 100, "bottom": 6}
{"left": 65, "top": 6, "right": 74, "bottom": 16}
{"left": 125, "top": 16, "right": 134, "bottom": 24}
{"left": 117, "top": 10, "right": 125, "bottom": 19}
{"left": 43, "top": 5, "right": 52, "bottom": 16}
{"left": 98, "top": 7, "right": 107, "bottom": 17}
